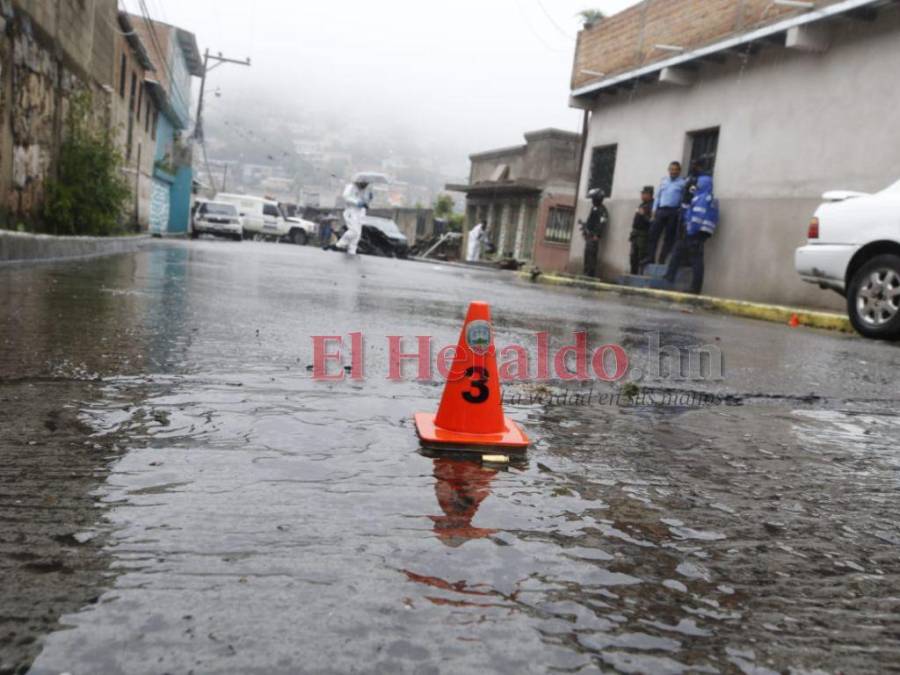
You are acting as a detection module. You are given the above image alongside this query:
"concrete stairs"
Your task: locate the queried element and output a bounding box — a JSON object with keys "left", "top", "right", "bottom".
{"left": 617, "top": 264, "right": 694, "bottom": 293}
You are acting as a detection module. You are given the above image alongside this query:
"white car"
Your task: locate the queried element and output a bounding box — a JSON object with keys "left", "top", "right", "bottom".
{"left": 795, "top": 179, "right": 900, "bottom": 340}
{"left": 191, "top": 201, "right": 242, "bottom": 241}
{"left": 284, "top": 216, "right": 318, "bottom": 246}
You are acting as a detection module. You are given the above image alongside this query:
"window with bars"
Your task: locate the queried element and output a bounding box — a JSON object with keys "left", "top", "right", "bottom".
{"left": 545, "top": 207, "right": 575, "bottom": 244}
{"left": 588, "top": 144, "right": 617, "bottom": 197}
{"left": 688, "top": 128, "right": 720, "bottom": 175}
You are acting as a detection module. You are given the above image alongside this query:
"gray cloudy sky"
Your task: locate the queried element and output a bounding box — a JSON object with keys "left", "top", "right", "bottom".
{"left": 122, "top": 0, "right": 639, "bottom": 157}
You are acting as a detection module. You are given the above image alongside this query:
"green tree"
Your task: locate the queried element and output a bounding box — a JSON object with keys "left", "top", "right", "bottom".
{"left": 433, "top": 194, "right": 455, "bottom": 219}
{"left": 448, "top": 213, "right": 465, "bottom": 233}
{"left": 43, "top": 92, "right": 131, "bottom": 236}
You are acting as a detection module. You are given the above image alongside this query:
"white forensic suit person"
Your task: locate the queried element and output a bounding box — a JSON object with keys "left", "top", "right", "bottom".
{"left": 336, "top": 178, "right": 374, "bottom": 256}
{"left": 466, "top": 221, "right": 486, "bottom": 262}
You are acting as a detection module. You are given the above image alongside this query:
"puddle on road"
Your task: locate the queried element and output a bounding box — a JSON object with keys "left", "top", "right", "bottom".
{"left": 22, "top": 370, "right": 900, "bottom": 675}
{"left": 3, "top": 247, "right": 900, "bottom": 674}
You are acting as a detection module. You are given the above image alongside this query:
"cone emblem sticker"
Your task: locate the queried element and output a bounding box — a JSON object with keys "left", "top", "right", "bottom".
{"left": 466, "top": 320, "right": 492, "bottom": 355}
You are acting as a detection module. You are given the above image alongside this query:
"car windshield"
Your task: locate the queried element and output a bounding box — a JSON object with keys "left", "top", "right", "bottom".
{"left": 203, "top": 203, "right": 238, "bottom": 216}
{"left": 263, "top": 203, "right": 284, "bottom": 218}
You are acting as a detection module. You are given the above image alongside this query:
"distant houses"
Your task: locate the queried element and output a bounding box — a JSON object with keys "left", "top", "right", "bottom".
{"left": 447, "top": 129, "right": 581, "bottom": 273}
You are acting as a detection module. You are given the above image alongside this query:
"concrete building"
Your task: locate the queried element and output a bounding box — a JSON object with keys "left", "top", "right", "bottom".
{"left": 568, "top": 0, "right": 900, "bottom": 310}
{"left": 0, "top": 0, "right": 118, "bottom": 227}
{"left": 130, "top": 13, "right": 202, "bottom": 237}
{"left": 370, "top": 207, "right": 435, "bottom": 246}
{"left": 448, "top": 129, "right": 581, "bottom": 272}
{"left": 111, "top": 12, "right": 159, "bottom": 231}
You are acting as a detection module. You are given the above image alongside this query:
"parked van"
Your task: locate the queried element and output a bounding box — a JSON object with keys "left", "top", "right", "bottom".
{"left": 215, "top": 194, "right": 290, "bottom": 241}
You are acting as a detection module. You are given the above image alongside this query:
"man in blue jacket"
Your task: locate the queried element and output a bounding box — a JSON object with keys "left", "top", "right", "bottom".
{"left": 664, "top": 174, "right": 719, "bottom": 294}
{"left": 642, "top": 161, "right": 687, "bottom": 269}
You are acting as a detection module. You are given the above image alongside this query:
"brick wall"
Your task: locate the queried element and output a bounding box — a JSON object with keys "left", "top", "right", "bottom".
{"left": 573, "top": 0, "right": 848, "bottom": 90}
{"left": 533, "top": 193, "right": 576, "bottom": 274}
{"left": 132, "top": 16, "right": 174, "bottom": 98}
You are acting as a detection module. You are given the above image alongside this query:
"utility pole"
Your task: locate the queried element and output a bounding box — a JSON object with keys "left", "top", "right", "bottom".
{"left": 193, "top": 49, "right": 251, "bottom": 142}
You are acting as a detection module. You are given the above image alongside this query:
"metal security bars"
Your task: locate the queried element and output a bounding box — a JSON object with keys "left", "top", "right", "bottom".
{"left": 545, "top": 207, "right": 575, "bottom": 244}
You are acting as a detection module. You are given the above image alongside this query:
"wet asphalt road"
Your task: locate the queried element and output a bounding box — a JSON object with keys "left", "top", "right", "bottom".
{"left": 1, "top": 240, "right": 900, "bottom": 675}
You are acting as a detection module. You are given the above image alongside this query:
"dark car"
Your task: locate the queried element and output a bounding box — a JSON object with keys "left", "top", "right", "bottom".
{"left": 331, "top": 216, "right": 408, "bottom": 258}
{"left": 360, "top": 216, "right": 408, "bottom": 258}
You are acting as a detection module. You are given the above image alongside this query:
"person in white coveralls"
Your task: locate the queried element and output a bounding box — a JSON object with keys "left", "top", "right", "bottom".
{"left": 336, "top": 177, "right": 374, "bottom": 255}
{"left": 466, "top": 221, "right": 486, "bottom": 262}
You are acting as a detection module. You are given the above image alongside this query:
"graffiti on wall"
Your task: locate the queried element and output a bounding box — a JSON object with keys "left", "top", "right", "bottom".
{"left": 150, "top": 177, "right": 170, "bottom": 235}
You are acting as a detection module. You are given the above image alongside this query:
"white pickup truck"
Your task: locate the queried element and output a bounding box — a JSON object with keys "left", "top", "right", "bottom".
{"left": 795, "top": 179, "right": 900, "bottom": 340}
{"left": 215, "top": 193, "right": 316, "bottom": 245}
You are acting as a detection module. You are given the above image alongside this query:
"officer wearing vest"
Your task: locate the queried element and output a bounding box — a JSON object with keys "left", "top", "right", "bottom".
{"left": 580, "top": 188, "right": 609, "bottom": 278}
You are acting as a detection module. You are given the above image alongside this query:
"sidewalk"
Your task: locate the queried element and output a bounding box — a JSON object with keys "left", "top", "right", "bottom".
{"left": 519, "top": 271, "right": 853, "bottom": 333}
{"left": 0, "top": 230, "right": 151, "bottom": 265}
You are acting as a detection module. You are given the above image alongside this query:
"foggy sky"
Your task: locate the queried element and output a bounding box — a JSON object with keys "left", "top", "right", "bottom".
{"left": 122, "top": 0, "right": 640, "bottom": 163}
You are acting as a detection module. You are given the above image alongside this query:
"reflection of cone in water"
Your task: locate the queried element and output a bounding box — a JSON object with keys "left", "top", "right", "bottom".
{"left": 430, "top": 458, "right": 498, "bottom": 547}
{"left": 414, "top": 301, "right": 529, "bottom": 452}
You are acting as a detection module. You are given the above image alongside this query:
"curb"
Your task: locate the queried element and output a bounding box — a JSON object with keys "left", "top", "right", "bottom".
{"left": 0, "top": 231, "right": 151, "bottom": 266}
{"left": 520, "top": 272, "right": 853, "bottom": 333}
{"left": 410, "top": 257, "right": 514, "bottom": 273}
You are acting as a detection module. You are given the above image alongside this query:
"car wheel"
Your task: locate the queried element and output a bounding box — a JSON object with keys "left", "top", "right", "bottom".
{"left": 190, "top": 229, "right": 199, "bottom": 240}
{"left": 847, "top": 253, "right": 900, "bottom": 340}
{"left": 233, "top": 233, "right": 243, "bottom": 242}
{"left": 291, "top": 229, "right": 308, "bottom": 246}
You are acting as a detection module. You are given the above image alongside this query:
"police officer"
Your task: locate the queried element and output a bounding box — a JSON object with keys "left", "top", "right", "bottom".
{"left": 664, "top": 174, "right": 719, "bottom": 294}
{"left": 629, "top": 186, "right": 654, "bottom": 275}
{"left": 643, "top": 161, "right": 687, "bottom": 267}
{"left": 579, "top": 188, "right": 608, "bottom": 278}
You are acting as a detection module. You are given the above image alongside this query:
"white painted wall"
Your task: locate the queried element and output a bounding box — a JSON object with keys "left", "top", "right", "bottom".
{"left": 570, "top": 8, "right": 900, "bottom": 310}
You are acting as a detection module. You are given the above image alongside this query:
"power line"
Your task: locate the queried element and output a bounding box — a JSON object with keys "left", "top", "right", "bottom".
{"left": 199, "top": 137, "right": 218, "bottom": 192}
{"left": 148, "top": 0, "right": 167, "bottom": 24}
{"left": 137, "top": 0, "right": 189, "bottom": 111}
{"left": 132, "top": 0, "right": 192, "bottom": 117}
{"left": 534, "top": 0, "right": 575, "bottom": 40}
{"left": 512, "top": 0, "right": 566, "bottom": 53}
{"left": 192, "top": 49, "right": 251, "bottom": 142}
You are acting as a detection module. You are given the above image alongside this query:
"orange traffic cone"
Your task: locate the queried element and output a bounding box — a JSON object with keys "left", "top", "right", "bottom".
{"left": 415, "top": 301, "right": 530, "bottom": 453}
{"left": 789, "top": 314, "right": 800, "bottom": 328}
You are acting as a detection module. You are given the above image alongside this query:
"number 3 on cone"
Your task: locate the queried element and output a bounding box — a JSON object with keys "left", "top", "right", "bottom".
{"left": 463, "top": 366, "right": 490, "bottom": 404}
